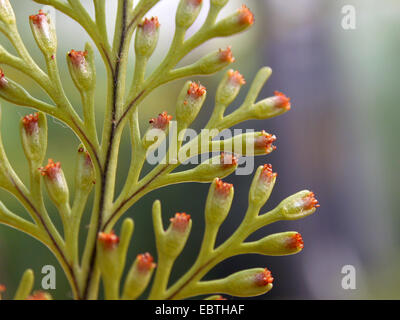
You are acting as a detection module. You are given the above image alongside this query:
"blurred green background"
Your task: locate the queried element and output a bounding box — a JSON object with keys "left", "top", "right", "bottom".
{"left": 0, "top": 0, "right": 399, "bottom": 299}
